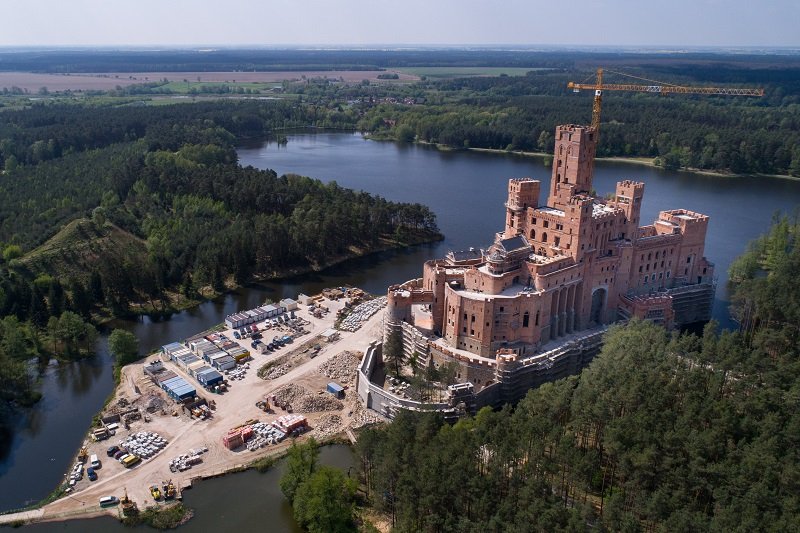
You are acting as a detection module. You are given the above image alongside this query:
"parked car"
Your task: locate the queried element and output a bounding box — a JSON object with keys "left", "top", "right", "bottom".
{"left": 106, "top": 445, "right": 120, "bottom": 457}
{"left": 87, "top": 467, "right": 98, "bottom": 481}
{"left": 233, "top": 331, "right": 241, "bottom": 339}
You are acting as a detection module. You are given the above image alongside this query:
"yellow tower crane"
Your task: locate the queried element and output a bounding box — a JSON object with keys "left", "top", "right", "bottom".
{"left": 568, "top": 67, "right": 764, "bottom": 132}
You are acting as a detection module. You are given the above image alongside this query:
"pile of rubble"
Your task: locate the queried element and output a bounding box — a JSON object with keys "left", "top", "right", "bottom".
{"left": 318, "top": 351, "right": 361, "bottom": 385}
{"left": 273, "top": 383, "right": 344, "bottom": 413}
{"left": 338, "top": 296, "right": 386, "bottom": 332}
{"left": 295, "top": 393, "right": 343, "bottom": 413}
{"left": 273, "top": 383, "right": 307, "bottom": 405}
{"left": 311, "top": 414, "right": 343, "bottom": 440}
{"left": 139, "top": 393, "right": 167, "bottom": 413}
{"left": 261, "top": 363, "right": 291, "bottom": 380}
{"left": 349, "top": 394, "right": 387, "bottom": 429}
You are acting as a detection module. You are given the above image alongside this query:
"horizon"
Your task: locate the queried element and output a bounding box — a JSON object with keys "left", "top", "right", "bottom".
{"left": 2, "top": 1, "right": 798, "bottom": 48}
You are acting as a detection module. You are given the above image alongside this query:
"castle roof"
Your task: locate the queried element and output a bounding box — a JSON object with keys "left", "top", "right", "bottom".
{"left": 497, "top": 235, "right": 530, "bottom": 254}
{"left": 448, "top": 248, "right": 482, "bottom": 262}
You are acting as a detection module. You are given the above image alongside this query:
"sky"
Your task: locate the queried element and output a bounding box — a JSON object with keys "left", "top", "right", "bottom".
{"left": 0, "top": 0, "right": 797, "bottom": 48}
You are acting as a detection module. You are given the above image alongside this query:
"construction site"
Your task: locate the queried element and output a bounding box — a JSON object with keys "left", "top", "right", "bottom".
{"left": 23, "top": 289, "right": 386, "bottom": 524}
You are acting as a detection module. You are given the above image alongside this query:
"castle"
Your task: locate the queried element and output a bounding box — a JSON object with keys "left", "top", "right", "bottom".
{"left": 371, "top": 123, "right": 715, "bottom": 413}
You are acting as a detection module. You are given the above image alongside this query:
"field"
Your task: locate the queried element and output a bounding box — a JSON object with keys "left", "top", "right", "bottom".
{"left": 0, "top": 70, "right": 418, "bottom": 93}
{"left": 395, "top": 66, "right": 540, "bottom": 79}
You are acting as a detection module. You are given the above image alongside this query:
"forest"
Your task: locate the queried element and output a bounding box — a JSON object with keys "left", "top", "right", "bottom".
{"left": 356, "top": 68, "right": 800, "bottom": 176}
{"left": 0, "top": 99, "right": 439, "bottom": 420}
{"left": 355, "top": 217, "right": 800, "bottom": 532}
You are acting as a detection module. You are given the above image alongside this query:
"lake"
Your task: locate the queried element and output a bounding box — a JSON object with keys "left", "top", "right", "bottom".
{"left": 3, "top": 132, "right": 799, "bottom": 524}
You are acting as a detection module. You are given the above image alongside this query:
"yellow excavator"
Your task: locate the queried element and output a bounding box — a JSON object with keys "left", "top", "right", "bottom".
{"left": 120, "top": 488, "right": 138, "bottom": 516}
{"left": 162, "top": 480, "right": 177, "bottom": 500}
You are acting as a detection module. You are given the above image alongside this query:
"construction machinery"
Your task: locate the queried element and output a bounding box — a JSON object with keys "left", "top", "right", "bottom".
{"left": 77, "top": 446, "right": 88, "bottom": 463}
{"left": 162, "top": 479, "right": 177, "bottom": 500}
{"left": 255, "top": 396, "right": 272, "bottom": 412}
{"left": 568, "top": 67, "right": 764, "bottom": 132}
{"left": 120, "top": 488, "right": 138, "bottom": 516}
{"left": 149, "top": 485, "right": 162, "bottom": 501}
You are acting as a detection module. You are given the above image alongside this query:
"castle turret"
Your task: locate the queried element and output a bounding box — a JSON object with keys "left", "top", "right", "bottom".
{"left": 504, "top": 178, "right": 540, "bottom": 238}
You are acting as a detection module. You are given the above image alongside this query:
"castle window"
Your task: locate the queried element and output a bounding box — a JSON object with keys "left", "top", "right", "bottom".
{"left": 703, "top": 267, "right": 707, "bottom": 274}
{"left": 655, "top": 251, "right": 659, "bottom": 259}
{"left": 554, "top": 236, "right": 560, "bottom": 246}
{"left": 666, "top": 272, "right": 670, "bottom": 278}
{"left": 471, "top": 315, "right": 475, "bottom": 322}
{"left": 523, "top": 312, "right": 530, "bottom": 328}
{"left": 543, "top": 220, "right": 549, "bottom": 228}
{"left": 648, "top": 252, "right": 652, "bottom": 260}
{"left": 535, "top": 310, "right": 540, "bottom": 326}
{"left": 542, "top": 232, "right": 548, "bottom": 243}
{"left": 463, "top": 313, "right": 467, "bottom": 320}
{"left": 499, "top": 307, "right": 504, "bottom": 312}
{"left": 530, "top": 229, "right": 536, "bottom": 239}
{"left": 661, "top": 261, "right": 664, "bottom": 268}
{"left": 463, "top": 327, "right": 467, "bottom": 333}
{"left": 687, "top": 256, "right": 692, "bottom": 263}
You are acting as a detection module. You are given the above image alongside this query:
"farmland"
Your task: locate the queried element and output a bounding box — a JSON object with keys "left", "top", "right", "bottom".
{"left": 0, "top": 69, "right": 418, "bottom": 93}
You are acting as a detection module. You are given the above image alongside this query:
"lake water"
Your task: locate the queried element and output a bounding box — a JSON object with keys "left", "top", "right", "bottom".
{"left": 3, "top": 132, "right": 800, "bottom": 522}
{"left": 21, "top": 444, "right": 354, "bottom": 533}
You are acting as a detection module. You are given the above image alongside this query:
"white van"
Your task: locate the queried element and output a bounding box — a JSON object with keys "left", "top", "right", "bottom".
{"left": 99, "top": 495, "right": 118, "bottom": 507}
{"left": 90, "top": 454, "right": 101, "bottom": 469}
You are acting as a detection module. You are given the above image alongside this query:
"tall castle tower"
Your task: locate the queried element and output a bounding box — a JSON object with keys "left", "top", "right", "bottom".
{"left": 547, "top": 125, "right": 598, "bottom": 209}
{"left": 503, "top": 178, "right": 539, "bottom": 238}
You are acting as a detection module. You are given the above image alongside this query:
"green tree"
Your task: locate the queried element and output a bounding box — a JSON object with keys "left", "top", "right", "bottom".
{"left": 280, "top": 437, "right": 320, "bottom": 503}
{"left": 108, "top": 329, "right": 139, "bottom": 366}
{"left": 383, "top": 329, "right": 403, "bottom": 376}
{"left": 2, "top": 245, "right": 22, "bottom": 262}
{"left": 293, "top": 466, "right": 357, "bottom": 533}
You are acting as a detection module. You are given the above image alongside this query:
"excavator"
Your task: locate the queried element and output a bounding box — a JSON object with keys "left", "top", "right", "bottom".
{"left": 120, "top": 488, "right": 138, "bottom": 516}
{"left": 162, "top": 479, "right": 177, "bottom": 500}
{"left": 568, "top": 67, "right": 764, "bottom": 133}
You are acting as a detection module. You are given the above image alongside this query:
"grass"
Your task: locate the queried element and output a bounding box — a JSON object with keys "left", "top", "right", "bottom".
{"left": 396, "top": 67, "right": 542, "bottom": 79}
{"left": 19, "top": 218, "right": 147, "bottom": 285}
{"left": 157, "top": 80, "right": 274, "bottom": 94}
{"left": 122, "top": 503, "right": 193, "bottom": 529}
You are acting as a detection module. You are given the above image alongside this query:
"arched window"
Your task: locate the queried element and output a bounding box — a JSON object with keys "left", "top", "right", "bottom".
{"left": 530, "top": 229, "right": 536, "bottom": 239}
{"left": 542, "top": 232, "right": 548, "bottom": 243}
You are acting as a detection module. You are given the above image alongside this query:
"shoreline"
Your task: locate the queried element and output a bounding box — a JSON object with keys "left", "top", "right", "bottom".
{"left": 0, "top": 298, "right": 385, "bottom": 527}
{"left": 365, "top": 136, "right": 797, "bottom": 181}
{"left": 470, "top": 146, "right": 799, "bottom": 181}
{"left": 98, "top": 229, "right": 442, "bottom": 323}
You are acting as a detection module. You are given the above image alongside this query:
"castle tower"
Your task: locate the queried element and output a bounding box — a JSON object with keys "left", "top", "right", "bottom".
{"left": 547, "top": 125, "right": 598, "bottom": 209}
{"left": 614, "top": 180, "right": 645, "bottom": 240}
{"left": 504, "top": 178, "right": 540, "bottom": 238}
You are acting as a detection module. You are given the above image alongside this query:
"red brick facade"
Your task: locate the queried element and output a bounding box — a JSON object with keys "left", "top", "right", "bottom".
{"left": 387, "top": 124, "right": 715, "bottom": 359}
